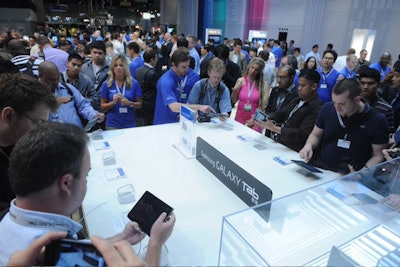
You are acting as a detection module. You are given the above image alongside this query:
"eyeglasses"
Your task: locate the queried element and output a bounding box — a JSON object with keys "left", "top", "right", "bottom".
{"left": 277, "top": 75, "right": 289, "bottom": 80}
{"left": 23, "top": 113, "right": 46, "bottom": 124}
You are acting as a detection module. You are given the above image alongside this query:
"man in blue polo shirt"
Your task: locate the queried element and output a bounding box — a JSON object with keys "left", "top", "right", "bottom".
{"left": 370, "top": 52, "right": 392, "bottom": 81}
{"left": 316, "top": 50, "right": 342, "bottom": 103}
{"left": 153, "top": 48, "right": 214, "bottom": 125}
{"left": 300, "top": 78, "right": 389, "bottom": 174}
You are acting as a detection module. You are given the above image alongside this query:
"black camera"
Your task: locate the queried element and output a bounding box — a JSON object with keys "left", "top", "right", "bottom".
{"left": 389, "top": 150, "right": 400, "bottom": 159}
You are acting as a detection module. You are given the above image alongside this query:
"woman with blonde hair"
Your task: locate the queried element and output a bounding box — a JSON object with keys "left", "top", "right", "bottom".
{"left": 231, "top": 57, "right": 269, "bottom": 132}
{"left": 101, "top": 54, "right": 142, "bottom": 129}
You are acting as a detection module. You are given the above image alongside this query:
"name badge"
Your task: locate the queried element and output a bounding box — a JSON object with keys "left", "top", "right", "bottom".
{"left": 244, "top": 103, "right": 252, "bottom": 112}
{"left": 320, "top": 84, "right": 327, "bottom": 89}
{"left": 180, "top": 93, "right": 187, "bottom": 99}
{"left": 119, "top": 107, "right": 128, "bottom": 113}
{"left": 337, "top": 139, "right": 351, "bottom": 149}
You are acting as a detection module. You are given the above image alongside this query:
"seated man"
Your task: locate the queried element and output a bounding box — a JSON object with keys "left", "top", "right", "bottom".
{"left": 38, "top": 61, "right": 105, "bottom": 128}
{"left": 0, "top": 122, "right": 176, "bottom": 266}
{"left": 300, "top": 78, "right": 389, "bottom": 174}
{"left": 254, "top": 69, "right": 322, "bottom": 152}
{"left": 358, "top": 67, "right": 394, "bottom": 132}
{"left": 187, "top": 57, "right": 232, "bottom": 120}
{"left": 0, "top": 73, "right": 58, "bottom": 217}
{"left": 265, "top": 65, "right": 298, "bottom": 114}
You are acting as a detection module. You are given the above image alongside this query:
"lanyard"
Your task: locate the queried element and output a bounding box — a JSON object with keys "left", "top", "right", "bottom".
{"left": 116, "top": 82, "right": 126, "bottom": 97}
{"left": 321, "top": 68, "right": 333, "bottom": 83}
{"left": 336, "top": 109, "right": 346, "bottom": 128}
{"left": 247, "top": 80, "right": 256, "bottom": 103}
{"left": 287, "top": 100, "right": 304, "bottom": 121}
{"left": 178, "top": 75, "right": 188, "bottom": 93}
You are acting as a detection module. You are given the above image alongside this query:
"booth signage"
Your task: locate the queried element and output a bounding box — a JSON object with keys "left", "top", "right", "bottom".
{"left": 196, "top": 137, "right": 272, "bottom": 208}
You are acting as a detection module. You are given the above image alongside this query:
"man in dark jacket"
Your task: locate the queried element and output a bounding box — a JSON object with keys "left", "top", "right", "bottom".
{"left": 255, "top": 69, "right": 321, "bottom": 152}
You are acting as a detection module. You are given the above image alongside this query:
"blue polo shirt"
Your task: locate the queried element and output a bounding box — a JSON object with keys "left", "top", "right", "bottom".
{"left": 317, "top": 67, "right": 341, "bottom": 103}
{"left": 129, "top": 57, "right": 144, "bottom": 79}
{"left": 153, "top": 68, "right": 199, "bottom": 125}
{"left": 370, "top": 62, "right": 391, "bottom": 81}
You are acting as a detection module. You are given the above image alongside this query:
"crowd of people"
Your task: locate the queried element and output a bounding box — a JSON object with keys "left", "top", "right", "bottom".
{"left": 1, "top": 27, "right": 400, "bottom": 265}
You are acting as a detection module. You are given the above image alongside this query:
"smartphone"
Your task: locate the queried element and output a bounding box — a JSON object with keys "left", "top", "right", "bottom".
{"left": 44, "top": 239, "right": 105, "bottom": 267}
{"left": 254, "top": 110, "right": 268, "bottom": 121}
{"left": 127, "top": 191, "right": 173, "bottom": 236}
{"left": 291, "top": 160, "right": 323, "bottom": 173}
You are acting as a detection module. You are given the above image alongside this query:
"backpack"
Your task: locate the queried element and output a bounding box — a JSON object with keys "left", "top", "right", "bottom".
{"left": 198, "top": 78, "right": 224, "bottom": 113}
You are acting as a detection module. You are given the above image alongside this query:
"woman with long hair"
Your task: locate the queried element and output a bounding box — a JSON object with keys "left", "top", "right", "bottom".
{"left": 101, "top": 54, "right": 142, "bottom": 129}
{"left": 231, "top": 57, "right": 269, "bottom": 132}
{"left": 304, "top": 56, "right": 317, "bottom": 70}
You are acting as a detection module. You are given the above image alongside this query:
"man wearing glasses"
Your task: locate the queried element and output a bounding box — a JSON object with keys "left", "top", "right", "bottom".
{"left": 0, "top": 73, "right": 58, "bottom": 218}
{"left": 265, "top": 65, "right": 298, "bottom": 114}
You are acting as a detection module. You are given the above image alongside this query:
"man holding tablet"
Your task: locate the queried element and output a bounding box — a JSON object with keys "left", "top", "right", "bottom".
{"left": 187, "top": 57, "right": 232, "bottom": 120}
{"left": 0, "top": 122, "right": 176, "bottom": 266}
{"left": 254, "top": 69, "right": 322, "bottom": 152}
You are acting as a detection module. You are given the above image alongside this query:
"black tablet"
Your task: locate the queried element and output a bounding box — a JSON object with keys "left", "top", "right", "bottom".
{"left": 127, "top": 191, "right": 173, "bottom": 236}
{"left": 206, "top": 112, "right": 226, "bottom": 118}
{"left": 291, "top": 160, "right": 323, "bottom": 173}
{"left": 84, "top": 118, "right": 98, "bottom": 132}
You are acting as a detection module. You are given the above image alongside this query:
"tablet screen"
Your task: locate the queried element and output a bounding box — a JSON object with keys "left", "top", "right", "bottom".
{"left": 127, "top": 191, "right": 173, "bottom": 236}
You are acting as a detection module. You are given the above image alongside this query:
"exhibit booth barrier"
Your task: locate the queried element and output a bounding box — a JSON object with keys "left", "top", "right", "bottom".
{"left": 219, "top": 158, "right": 400, "bottom": 266}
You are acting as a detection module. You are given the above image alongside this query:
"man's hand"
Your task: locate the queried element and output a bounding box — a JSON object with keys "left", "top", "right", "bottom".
{"left": 149, "top": 212, "right": 176, "bottom": 246}
{"left": 198, "top": 105, "right": 216, "bottom": 114}
{"left": 110, "top": 221, "right": 146, "bottom": 245}
{"left": 57, "top": 96, "right": 73, "bottom": 104}
{"left": 299, "top": 143, "right": 314, "bottom": 162}
{"left": 94, "top": 113, "right": 105, "bottom": 123}
{"left": 91, "top": 236, "right": 146, "bottom": 267}
{"left": 7, "top": 232, "right": 66, "bottom": 267}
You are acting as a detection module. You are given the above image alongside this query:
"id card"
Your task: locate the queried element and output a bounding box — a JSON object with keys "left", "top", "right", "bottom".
{"left": 337, "top": 139, "right": 351, "bottom": 149}
{"left": 244, "top": 103, "right": 252, "bottom": 112}
{"left": 320, "top": 84, "right": 327, "bottom": 89}
{"left": 119, "top": 107, "right": 128, "bottom": 113}
{"left": 105, "top": 167, "right": 126, "bottom": 181}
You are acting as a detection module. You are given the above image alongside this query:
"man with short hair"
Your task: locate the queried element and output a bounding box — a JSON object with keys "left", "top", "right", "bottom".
{"left": 287, "top": 40, "right": 295, "bottom": 56}
{"left": 265, "top": 65, "right": 298, "bottom": 114}
{"left": 80, "top": 41, "right": 110, "bottom": 111}
{"left": 305, "top": 44, "right": 321, "bottom": 68}
{"left": 61, "top": 53, "right": 97, "bottom": 106}
{"left": 359, "top": 67, "right": 394, "bottom": 132}
{"left": 0, "top": 121, "right": 176, "bottom": 266}
{"left": 111, "top": 32, "right": 124, "bottom": 55}
{"left": 187, "top": 57, "right": 232, "bottom": 117}
{"left": 259, "top": 50, "right": 276, "bottom": 87}
{"left": 135, "top": 50, "right": 160, "bottom": 126}
{"left": 37, "top": 36, "right": 69, "bottom": 73}
{"left": 187, "top": 35, "right": 201, "bottom": 74}
{"left": 272, "top": 39, "right": 283, "bottom": 68}
{"left": 339, "top": 53, "right": 358, "bottom": 78}
{"left": 229, "top": 39, "right": 247, "bottom": 75}
{"left": 128, "top": 41, "right": 144, "bottom": 79}
{"left": 370, "top": 52, "right": 392, "bottom": 81}
{"left": 39, "top": 61, "right": 105, "bottom": 128}
{"left": 316, "top": 50, "right": 342, "bottom": 103}
{"left": 0, "top": 73, "right": 58, "bottom": 217}
{"left": 153, "top": 48, "right": 213, "bottom": 125}
{"left": 300, "top": 78, "right": 389, "bottom": 174}
{"left": 255, "top": 69, "right": 322, "bottom": 152}
{"left": 355, "top": 49, "right": 371, "bottom": 73}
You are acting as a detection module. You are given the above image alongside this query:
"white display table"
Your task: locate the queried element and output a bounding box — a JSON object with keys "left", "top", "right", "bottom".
{"left": 82, "top": 119, "right": 339, "bottom": 266}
